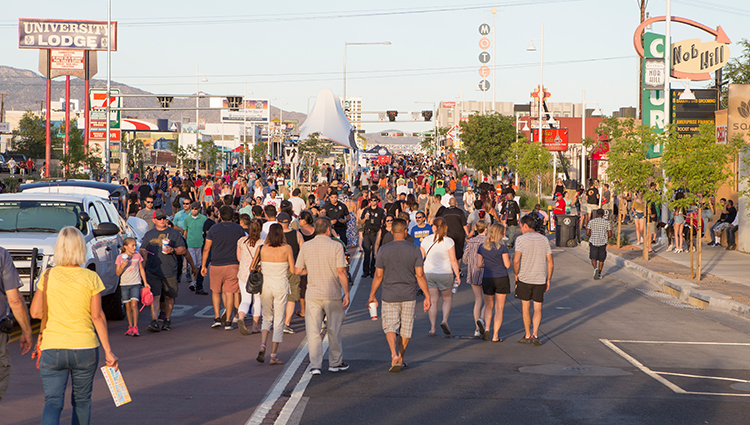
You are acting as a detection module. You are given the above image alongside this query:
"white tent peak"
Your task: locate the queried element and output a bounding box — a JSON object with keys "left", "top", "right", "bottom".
{"left": 299, "top": 89, "right": 355, "bottom": 151}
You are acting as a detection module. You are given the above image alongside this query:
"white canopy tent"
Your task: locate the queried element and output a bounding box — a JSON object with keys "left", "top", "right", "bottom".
{"left": 298, "top": 88, "right": 356, "bottom": 182}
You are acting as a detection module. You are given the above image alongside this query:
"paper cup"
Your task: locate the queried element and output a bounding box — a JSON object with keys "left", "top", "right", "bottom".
{"left": 122, "top": 254, "right": 129, "bottom": 261}
{"left": 368, "top": 302, "right": 378, "bottom": 320}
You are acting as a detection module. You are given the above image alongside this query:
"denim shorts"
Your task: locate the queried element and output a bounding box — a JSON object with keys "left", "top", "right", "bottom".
{"left": 121, "top": 285, "right": 141, "bottom": 303}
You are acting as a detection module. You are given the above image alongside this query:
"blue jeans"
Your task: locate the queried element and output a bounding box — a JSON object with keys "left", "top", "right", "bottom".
{"left": 40, "top": 348, "right": 99, "bottom": 425}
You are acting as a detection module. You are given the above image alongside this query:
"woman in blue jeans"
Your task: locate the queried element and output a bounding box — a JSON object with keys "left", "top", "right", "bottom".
{"left": 31, "top": 227, "right": 118, "bottom": 425}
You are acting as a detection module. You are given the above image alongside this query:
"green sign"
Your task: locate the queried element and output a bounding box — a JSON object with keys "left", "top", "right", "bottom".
{"left": 643, "top": 33, "right": 667, "bottom": 159}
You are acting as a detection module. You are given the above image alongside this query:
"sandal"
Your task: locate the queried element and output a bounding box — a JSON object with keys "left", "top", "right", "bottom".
{"left": 295, "top": 310, "right": 305, "bottom": 318}
{"left": 269, "top": 356, "right": 284, "bottom": 366}
{"left": 256, "top": 345, "right": 266, "bottom": 363}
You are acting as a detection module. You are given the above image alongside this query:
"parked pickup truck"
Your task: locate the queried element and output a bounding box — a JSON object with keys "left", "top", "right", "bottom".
{"left": 0, "top": 190, "right": 145, "bottom": 320}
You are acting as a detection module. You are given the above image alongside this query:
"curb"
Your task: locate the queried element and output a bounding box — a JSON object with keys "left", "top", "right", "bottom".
{"left": 576, "top": 241, "right": 750, "bottom": 321}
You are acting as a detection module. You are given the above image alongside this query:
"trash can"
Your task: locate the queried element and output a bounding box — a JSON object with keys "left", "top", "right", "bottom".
{"left": 555, "top": 214, "right": 579, "bottom": 247}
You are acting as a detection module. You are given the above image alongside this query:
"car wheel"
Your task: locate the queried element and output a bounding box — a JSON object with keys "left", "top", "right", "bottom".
{"left": 102, "top": 284, "right": 126, "bottom": 320}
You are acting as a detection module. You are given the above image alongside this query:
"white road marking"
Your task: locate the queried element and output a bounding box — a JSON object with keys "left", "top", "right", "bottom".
{"left": 169, "top": 304, "right": 196, "bottom": 317}
{"left": 245, "top": 252, "right": 363, "bottom": 425}
{"left": 607, "top": 340, "right": 750, "bottom": 346}
{"left": 601, "top": 338, "right": 750, "bottom": 397}
{"left": 655, "top": 371, "right": 750, "bottom": 383}
{"left": 193, "top": 305, "right": 217, "bottom": 318}
{"left": 600, "top": 339, "right": 687, "bottom": 394}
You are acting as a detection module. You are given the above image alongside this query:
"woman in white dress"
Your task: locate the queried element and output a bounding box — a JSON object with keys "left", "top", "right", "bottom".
{"left": 237, "top": 219, "right": 264, "bottom": 335}
{"left": 256, "top": 223, "right": 295, "bottom": 365}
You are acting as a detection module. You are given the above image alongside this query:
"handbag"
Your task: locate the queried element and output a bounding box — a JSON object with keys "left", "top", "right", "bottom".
{"left": 31, "top": 269, "right": 51, "bottom": 369}
{"left": 246, "top": 245, "right": 264, "bottom": 294}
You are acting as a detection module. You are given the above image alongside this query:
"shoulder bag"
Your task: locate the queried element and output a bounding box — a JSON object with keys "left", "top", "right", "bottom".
{"left": 246, "top": 245, "right": 264, "bottom": 294}
{"left": 31, "top": 269, "right": 51, "bottom": 369}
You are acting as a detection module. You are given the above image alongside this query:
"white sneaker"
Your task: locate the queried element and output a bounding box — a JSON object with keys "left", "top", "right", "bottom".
{"left": 474, "top": 329, "right": 482, "bottom": 338}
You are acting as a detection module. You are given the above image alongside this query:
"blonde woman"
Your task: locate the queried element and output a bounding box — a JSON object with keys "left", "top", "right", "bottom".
{"left": 420, "top": 217, "right": 461, "bottom": 336}
{"left": 30, "top": 227, "right": 118, "bottom": 424}
{"left": 463, "top": 220, "right": 488, "bottom": 338}
{"left": 477, "top": 224, "right": 512, "bottom": 342}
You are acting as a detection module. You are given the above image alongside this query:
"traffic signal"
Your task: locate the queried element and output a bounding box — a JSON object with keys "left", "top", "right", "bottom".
{"left": 378, "top": 113, "right": 386, "bottom": 121}
{"left": 422, "top": 110, "right": 433, "bottom": 121}
{"left": 387, "top": 110, "right": 398, "bottom": 122}
{"left": 157, "top": 96, "right": 174, "bottom": 110}
{"left": 226, "top": 96, "right": 243, "bottom": 111}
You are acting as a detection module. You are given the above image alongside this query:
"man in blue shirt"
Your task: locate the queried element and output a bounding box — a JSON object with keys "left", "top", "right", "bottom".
{"left": 409, "top": 212, "right": 432, "bottom": 247}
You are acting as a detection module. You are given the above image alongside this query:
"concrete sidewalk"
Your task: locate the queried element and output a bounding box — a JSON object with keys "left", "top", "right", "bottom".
{"left": 572, "top": 220, "right": 750, "bottom": 320}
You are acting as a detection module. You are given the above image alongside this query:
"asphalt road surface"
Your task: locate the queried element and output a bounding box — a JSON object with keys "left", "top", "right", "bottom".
{"left": 4, "top": 244, "right": 750, "bottom": 425}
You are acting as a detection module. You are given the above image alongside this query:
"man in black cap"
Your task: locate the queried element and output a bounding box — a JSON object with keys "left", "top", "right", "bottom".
{"left": 140, "top": 209, "right": 192, "bottom": 332}
{"left": 323, "top": 192, "right": 350, "bottom": 246}
{"left": 359, "top": 196, "right": 384, "bottom": 278}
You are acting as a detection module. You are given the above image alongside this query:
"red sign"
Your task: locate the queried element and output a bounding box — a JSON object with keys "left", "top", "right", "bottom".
{"left": 533, "top": 128, "right": 568, "bottom": 151}
{"left": 89, "top": 128, "right": 121, "bottom": 141}
{"left": 591, "top": 142, "right": 610, "bottom": 160}
{"left": 442, "top": 102, "right": 456, "bottom": 108}
{"left": 716, "top": 125, "right": 727, "bottom": 144}
{"left": 479, "top": 66, "right": 490, "bottom": 78}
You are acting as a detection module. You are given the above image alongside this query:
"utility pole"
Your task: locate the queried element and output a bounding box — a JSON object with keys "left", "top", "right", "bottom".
{"left": 0, "top": 94, "right": 8, "bottom": 123}
{"left": 36, "top": 100, "right": 46, "bottom": 115}
{"left": 638, "top": 0, "right": 646, "bottom": 120}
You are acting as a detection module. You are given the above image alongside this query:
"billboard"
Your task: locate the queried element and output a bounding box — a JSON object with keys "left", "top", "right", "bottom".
{"left": 670, "top": 88, "right": 717, "bottom": 138}
{"left": 642, "top": 33, "right": 667, "bottom": 158}
{"left": 19, "top": 19, "right": 117, "bottom": 51}
{"left": 212, "top": 98, "right": 270, "bottom": 123}
{"left": 529, "top": 128, "right": 569, "bottom": 151}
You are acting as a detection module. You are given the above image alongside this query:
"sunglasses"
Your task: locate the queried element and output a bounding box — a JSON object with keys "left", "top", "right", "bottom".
{"left": 385, "top": 219, "right": 393, "bottom": 222}
{"left": 416, "top": 216, "right": 425, "bottom": 219}
{"left": 145, "top": 201, "right": 153, "bottom": 204}
{"left": 183, "top": 202, "right": 191, "bottom": 205}
{"left": 155, "top": 217, "right": 167, "bottom": 221}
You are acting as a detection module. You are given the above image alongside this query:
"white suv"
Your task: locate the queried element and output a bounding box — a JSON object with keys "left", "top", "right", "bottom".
{"left": 0, "top": 192, "right": 133, "bottom": 320}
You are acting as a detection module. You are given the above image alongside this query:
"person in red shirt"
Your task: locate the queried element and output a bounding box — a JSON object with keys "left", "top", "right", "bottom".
{"left": 553, "top": 192, "right": 566, "bottom": 231}
{"left": 26, "top": 158, "right": 35, "bottom": 173}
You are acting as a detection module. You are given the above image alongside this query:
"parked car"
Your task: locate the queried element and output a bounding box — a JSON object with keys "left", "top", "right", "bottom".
{"left": 21, "top": 179, "right": 129, "bottom": 216}
{"left": 0, "top": 154, "right": 8, "bottom": 173}
{"left": 0, "top": 191, "right": 144, "bottom": 320}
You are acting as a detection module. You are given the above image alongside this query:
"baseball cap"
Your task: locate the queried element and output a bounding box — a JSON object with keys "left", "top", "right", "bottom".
{"left": 191, "top": 202, "right": 201, "bottom": 210}
{"left": 153, "top": 209, "right": 168, "bottom": 220}
{"left": 276, "top": 212, "right": 291, "bottom": 223}
{"left": 242, "top": 196, "right": 252, "bottom": 204}
{"left": 555, "top": 192, "right": 563, "bottom": 197}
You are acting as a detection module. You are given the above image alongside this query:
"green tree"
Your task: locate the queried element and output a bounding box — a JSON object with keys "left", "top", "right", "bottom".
{"left": 420, "top": 126, "right": 449, "bottom": 156}
{"left": 459, "top": 113, "right": 516, "bottom": 175}
{"left": 721, "top": 39, "right": 750, "bottom": 108}
{"left": 167, "top": 139, "right": 195, "bottom": 173}
{"left": 60, "top": 119, "right": 103, "bottom": 178}
{"left": 298, "top": 132, "right": 334, "bottom": 183}
{"left": 662, "top": 123, "right": 744, "bottom": 280}
{"left": 508, "top": 140, "right": 552, "bottom": 203}
{"left": 12, "top": 111, "right": 61, "bottom": 160}
{"left": 197, "top": 139, "right": 221, "bottom": 174}
{"left": 596, "top": 117, "right": 662, "bottom": 253}
{"left": 123, "top": 138, "right": 147, "bottom": 177}
{"left": 252, "top": 141, "right": 267, "bottom": 165}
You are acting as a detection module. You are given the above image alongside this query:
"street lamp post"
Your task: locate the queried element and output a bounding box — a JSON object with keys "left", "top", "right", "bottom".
{"left": 196, "top": 65, "right": 207, "bottom": 172}
{"left": 581, "top": 90, "right": 602, "bottom": 186}
{"left": 527, "top": 24, "right": 544, "bottom": 147}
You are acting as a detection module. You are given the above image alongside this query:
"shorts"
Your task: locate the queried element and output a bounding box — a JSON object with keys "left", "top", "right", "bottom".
{"left": 288, "top": 272, "right": 301, "bottom": 302}
{"left": 514, "top": 280, "right": 545, "bottom": 303}
{"left": 381, "top": 300, "right": 416, "bottom": 339}
{"left": 634, "top": 211, "right": 644, "bottom": 220}
{"left": 674, "top": 214, "right": 685, "bottom": 225}
{"left": 121, "top": 284, "right": 141, "bottom": 303}
{"left": 299, "top": 276, "right": 308, "bottom": 299}
{"left": 209, "top": 264, "right": 240, "bottom": 294}
{"left": 589, "top": 244, "right": 607, "bottom": 262}
{"left": 482, "top": 276, "right": 510, "bottom": 296}
{"left": 204, "top": 195, "right": 214, "bottom": 203}
{"left": 647, "top": 221, "right": 656, "bottom": 234}
{"left": 146, "top": 273, "right": 179, "bottom": 298}
{"left": 0, "top": 333, "right": 9, "bottom": 399}
{"left": 426, "top": 273, "right": 454, "bottom": 291}
{"left": 586, "top": 204, "right": 598, "bottom": 214}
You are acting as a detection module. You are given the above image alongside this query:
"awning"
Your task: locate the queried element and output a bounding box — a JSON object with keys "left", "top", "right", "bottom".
{"left": 121, "top": 119, "right": 159, "bottom": 131}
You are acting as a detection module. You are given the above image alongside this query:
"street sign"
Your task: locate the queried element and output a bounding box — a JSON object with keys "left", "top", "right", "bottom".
{"left": 479, "top": 37, "right": 490, "bottom": 50}
{"left": 479, "top": 23, "right": 491, "bottom": 36}
{"left": 284, "top": 147, "right": 299, "bottom": 164}
{"left": 478, "top": 80, "right": 490, "bottom": 92}
{"left": 442, "top": 102, "right": 456, "bottom": 108}
{"left": 0, "top": 123, "right": 9, "bottom": 133}
{"left": 89, "top": 128, "right": 121, "bottom": 142}
{"left": 644, "top": 58, "right": 665, "bottom": 90}
{"left": 479, "top": 52, "right": 490, "bottom": 64}
{"left": 479, "top": 66, "right": 491, "bottom": 78}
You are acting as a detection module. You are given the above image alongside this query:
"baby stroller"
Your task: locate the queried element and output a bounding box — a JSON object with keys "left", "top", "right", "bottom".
{"left": 527, "top": 206, "right": 547, "bottom": 235}
{"left": 331, "top": 235, "right": 353, "bottom": 287}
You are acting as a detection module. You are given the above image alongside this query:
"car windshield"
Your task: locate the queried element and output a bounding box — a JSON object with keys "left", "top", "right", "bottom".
{"left": 0, "top": 201, "right": 85, "bottom": 233}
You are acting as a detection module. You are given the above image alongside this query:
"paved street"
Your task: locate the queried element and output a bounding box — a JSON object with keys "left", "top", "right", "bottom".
{"left": 4, "top": 237, "right": 750, "bottom": 425}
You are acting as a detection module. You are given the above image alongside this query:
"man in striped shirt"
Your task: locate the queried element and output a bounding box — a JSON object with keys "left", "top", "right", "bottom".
{"left": 586, "top": 209, "right": 612, "bottom": 280}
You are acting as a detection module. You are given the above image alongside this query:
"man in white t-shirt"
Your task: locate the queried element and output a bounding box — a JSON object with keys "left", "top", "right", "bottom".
{"left": 289, "top": 188, "right": 306, "bottom": 216}
{"left": 260, "top": 204, "right": 278, "bottom": 239}
{"left": 440, "top": 191, "right": 454, "bottom": 208}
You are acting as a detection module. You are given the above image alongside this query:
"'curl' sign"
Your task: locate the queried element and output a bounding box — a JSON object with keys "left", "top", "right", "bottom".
{"left": 19, "top": 18, "right": 118, "bottom": 51}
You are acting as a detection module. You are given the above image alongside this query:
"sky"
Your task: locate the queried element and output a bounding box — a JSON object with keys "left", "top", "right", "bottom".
{"left": 1, "top": 0, "right": 749, "bottom": 133}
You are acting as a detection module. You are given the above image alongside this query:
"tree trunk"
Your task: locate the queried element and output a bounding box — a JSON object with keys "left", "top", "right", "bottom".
{"left": 690, "top": 223, "right": 695, "bottom": 279}
{"left": 697, "top": 208, "right": 702, "bottom": 281}
{"left": 617, "top": 214, "right": 622, "bottom": 249}
{"left": 643, "top": 203, "right": 649, "bottom": 261}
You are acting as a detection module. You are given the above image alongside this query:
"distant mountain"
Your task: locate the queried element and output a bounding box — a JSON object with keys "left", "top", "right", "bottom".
{"left": 0, "top": 65, "right": 306, "bottom": 126}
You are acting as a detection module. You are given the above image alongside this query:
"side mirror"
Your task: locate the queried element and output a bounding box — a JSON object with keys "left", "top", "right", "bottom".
{"left": 79, "top": 212, "right": 91, "bottom": 222}
{"left": 93, "top": 222, "right": 120, "bottom": 238}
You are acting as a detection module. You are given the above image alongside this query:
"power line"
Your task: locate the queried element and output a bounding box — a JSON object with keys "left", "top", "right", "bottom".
{"left": 0, "top": 0, "right": 581, "bottom": 28}
{"left": 0, "top": 56, "right": 633, "bottom": 88}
